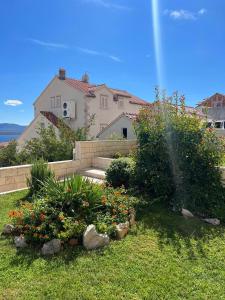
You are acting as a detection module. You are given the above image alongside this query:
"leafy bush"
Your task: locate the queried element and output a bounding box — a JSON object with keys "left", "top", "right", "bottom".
{"left": 8, "top": 176, "right": 137, "bottom": 244}
{"left": 134, "top": 108, "right": 174, "bottom": 200}
{"left": 27, "top": 159, "right": 54, "bottom": 198}
{"left": 0, "top": 115, "right": 95, "bottom": 167}
{"left": 134, "top": 92, "right": 225, "bottom": 219}
{"left": 106, "top": 157, "right": 134, "bottom": 188}
{"left": 0, "top": 141, "right": 18, "bottom": 167}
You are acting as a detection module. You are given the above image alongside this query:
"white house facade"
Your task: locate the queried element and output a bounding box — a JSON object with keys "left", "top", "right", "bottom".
{"left": 97, "top": 113, "right": 137, "bottom": 140}
{"left": 18, "top": 69, "right": 149, "bottom": 147}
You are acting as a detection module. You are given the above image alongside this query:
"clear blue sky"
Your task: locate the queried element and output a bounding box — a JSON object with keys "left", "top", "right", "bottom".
{"left": 0, "top": 0, "right": 225, "bottom": 125}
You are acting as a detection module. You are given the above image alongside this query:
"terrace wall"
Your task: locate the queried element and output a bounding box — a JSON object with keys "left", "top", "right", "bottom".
{"left": 0, "top": 140, "right": 137, "bottom": 193}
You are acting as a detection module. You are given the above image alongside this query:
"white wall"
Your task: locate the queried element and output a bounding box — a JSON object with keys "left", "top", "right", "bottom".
{"left": 34, "top": 77, "right": 86, "bottom": 131}
{"left": 17, "top": 114, "right": 59, "bottom": 150}
{"left": 98, "top": 116, "right": 136, "bottom": 140}
{"left": 87, "top": 87, "right": 142, "bottom": 138}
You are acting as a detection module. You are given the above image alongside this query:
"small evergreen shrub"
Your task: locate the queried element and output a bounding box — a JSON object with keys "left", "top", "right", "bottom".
{"left": 106, "top": 157, "right": 134, "bottom": 188}
{"left": 27, "top": 159, "right": 54, "bottom": 197}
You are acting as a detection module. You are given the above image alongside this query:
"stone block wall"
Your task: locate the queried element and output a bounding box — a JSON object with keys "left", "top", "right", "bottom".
{"left": 0, "top": 140, "right": 137, "bottom": 193}
{"left": 0, "top": 160, "right": 90, "bottom": 193}
{"left": 75, "top": 140, "right": 137, "bottom": 161}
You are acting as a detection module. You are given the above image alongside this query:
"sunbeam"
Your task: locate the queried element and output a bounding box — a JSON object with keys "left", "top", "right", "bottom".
{"left": 151, "top": 0, "right": 164, "bottom": 88}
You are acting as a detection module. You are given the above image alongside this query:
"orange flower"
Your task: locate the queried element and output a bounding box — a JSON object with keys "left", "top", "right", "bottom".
{"left": 114, "top": 191, "right": 121, "bottom": 196}
{"left": 119, "top": 204, "right": 126, "bottom": 209}
{"left": 112, "top": 222, "right": 117, "bottom": 226}
{"left": 40, "top": 213, "right": 46, "bottom": 222}
{"left": 112, "top": 215, "right": 116, "bottom": 219}
{"left": 58, "top": 215, "right": 64, "bottom": 221}
{"left": 101, "top": 196, "right": 107, "bottom": 205}
{"left": 123, "top": 210, "right": 128, "bottom": 214}
{"left": 67, "top": 187, "right": 72, "bottom": 193}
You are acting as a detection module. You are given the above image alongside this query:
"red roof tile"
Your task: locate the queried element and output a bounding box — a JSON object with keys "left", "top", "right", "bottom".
{"left": 63, "top": 77, "right": 149, "bottom": 106}
{"left": 40, "top": 111, "right": 60, "bottom": 128}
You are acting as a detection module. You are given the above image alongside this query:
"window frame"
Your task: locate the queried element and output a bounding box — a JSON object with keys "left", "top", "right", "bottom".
{"left": 100, "top": 95, "right": 108, "bottom": 110}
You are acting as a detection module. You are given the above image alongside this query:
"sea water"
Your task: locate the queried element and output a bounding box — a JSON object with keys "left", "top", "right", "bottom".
{"left": 0, "top": 135, "right": 20, "bottom": 142}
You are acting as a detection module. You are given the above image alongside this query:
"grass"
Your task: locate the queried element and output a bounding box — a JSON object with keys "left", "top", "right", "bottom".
{"left": 1, "top": 192, "right": 225, "bottom": 299}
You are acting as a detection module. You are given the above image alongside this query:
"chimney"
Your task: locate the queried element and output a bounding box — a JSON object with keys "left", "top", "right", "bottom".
{"left": 81, "top": 72, "right": 89, "bottom": 83}
{"left": 58, "top": 68, "right": 66, "bottom": 80}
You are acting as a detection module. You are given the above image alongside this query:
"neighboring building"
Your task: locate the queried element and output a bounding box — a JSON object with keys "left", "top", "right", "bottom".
{"left": 197, "top": 93, "right": 225, "bottom": 121}
{"left": 18, "top": 69, "right": 149, "bottom": 147}
{"left": 97, "top": 113, "right": 137, "bottom": 140}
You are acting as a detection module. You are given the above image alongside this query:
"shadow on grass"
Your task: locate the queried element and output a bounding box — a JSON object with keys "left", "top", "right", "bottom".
{"left": 135, "top": 203, "right": 225, "bottom": 259}
{"left": 3, "top": 237, "right": 110, "bottom": 270}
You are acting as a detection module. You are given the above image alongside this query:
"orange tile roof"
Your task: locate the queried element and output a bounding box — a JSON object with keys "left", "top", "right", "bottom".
{"left": 63, "top": 77, "right": 149, "bottom": 106}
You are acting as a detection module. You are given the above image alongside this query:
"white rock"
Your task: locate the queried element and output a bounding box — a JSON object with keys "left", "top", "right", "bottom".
{"left": 41, "top": 239, "right": 61, "bottom": 255}
{"left": 116, "top": 221, "right": 129, "bottom": 240}
{"left": 2, "top": 224, "right": 14, "bottom": 235}
{"left": 14, "top": 236, "right": 28, "bottom": 248}
{"left": 83, "top": 225, "right": 109, "bottom": 250}
{"left": 182, "top": 208, "right": 194, "bottom": 219}
{"left": 203, "top": 218, "right": 220, "bottom": 226}
{"left": 129, "top": 213, "right": 136, "bottom": 226}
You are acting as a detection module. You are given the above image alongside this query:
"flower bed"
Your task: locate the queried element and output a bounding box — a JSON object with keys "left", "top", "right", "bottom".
{"left": 3, "top": 176, "right": 137, "bottom": 253}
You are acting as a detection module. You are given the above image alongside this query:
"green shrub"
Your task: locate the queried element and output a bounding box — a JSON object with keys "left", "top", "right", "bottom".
{"left": 134, "top": 107, "right": 174, "bottom": 200}
{"left": 27, "top": 159, "right": 54, "bottom": 198}
{"left": 134, "top": 92, "right": 225, "bottom": 219}
{"left": 106, "top": 157, "right": 134, "bottom": 188}
{"left": 0, "top": 141, "right": 18, "bottom": 167}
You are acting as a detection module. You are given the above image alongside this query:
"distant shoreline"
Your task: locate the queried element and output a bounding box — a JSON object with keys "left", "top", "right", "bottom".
{"left": 0, "top": 131, "right": 23, "bottom": 135}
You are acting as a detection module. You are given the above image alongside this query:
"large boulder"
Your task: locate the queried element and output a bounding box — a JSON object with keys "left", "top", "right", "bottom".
{"left": 203, "top": 218, "right": 220, "bottom": 226}
{"left": 83, "top": 225, "right": 109, "bottom": 250}
{"left": 41, "top": 239, "right": 61, "bottom": 255}
{"left": 116, "top": 222, "right": 129, "bottom": 240}
{"left": 2, "top": 224, "right": 14, "bottom": 235}
{"left": 182, "top": 208, "right": 194, "bottom": 219}
{"left": 14, "top": 236, "right": 28, "bottom": 248}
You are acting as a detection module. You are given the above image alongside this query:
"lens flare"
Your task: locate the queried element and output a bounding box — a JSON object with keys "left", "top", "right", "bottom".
{"left": 151, "top": 0, "right": 164, "bottom": 88}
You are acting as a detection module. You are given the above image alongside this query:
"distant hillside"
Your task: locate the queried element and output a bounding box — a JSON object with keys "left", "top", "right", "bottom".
{"left": 0, "top": 123, "right": 26, "bottom": 134}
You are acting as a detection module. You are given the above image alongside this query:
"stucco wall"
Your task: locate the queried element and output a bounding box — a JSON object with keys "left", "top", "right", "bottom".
{"left": 97, "top": 116, "right": 136, "bottom": 140}
{"left": 17, "top": 114, "right": 60, "bottom": 150}
{"left": 34, "top": 77, "right": 86, "bottom": 131}
{"left": 0, "top": 140, "right": 137, "bottom": 193}
{"left": 87, "top": 87, "right": 142, "bottom": 138}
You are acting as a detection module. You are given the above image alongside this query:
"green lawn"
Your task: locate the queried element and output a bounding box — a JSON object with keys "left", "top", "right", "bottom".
{"left": 1, "top": 192, "right": 225, "bottom": 299}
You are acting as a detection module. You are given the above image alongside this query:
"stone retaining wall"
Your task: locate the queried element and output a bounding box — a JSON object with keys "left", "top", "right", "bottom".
{"left": 0, "top": 140, "right": 137, "bottom": 193}
{"left": 75, "top": 140, "right": 137, "bottom": 161}
{"left": 0, "top": 160, "right": 90, "bottom": 193}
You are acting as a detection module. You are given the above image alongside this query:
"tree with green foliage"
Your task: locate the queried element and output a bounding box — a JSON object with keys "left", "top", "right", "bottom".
{"left": 0, "top": 115, "right": 95, "bottom": 167}
{"left": 0, "top": 141, "right": 18, "bottom": 167}
{"left": 134, "top": 90, "right": 225, "bottom": 219}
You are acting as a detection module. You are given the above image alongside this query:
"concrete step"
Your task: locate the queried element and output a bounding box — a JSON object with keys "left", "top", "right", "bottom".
{"left": 92, "top": 157, "right": 114, "bottom": 171}
{"left": 80, "top": 168, "right": 106, "bottom": 180}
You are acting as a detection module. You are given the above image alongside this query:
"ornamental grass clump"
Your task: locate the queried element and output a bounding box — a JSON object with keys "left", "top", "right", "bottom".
{"left": 27, "top": 159, "right": 54, "bottom": 198}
